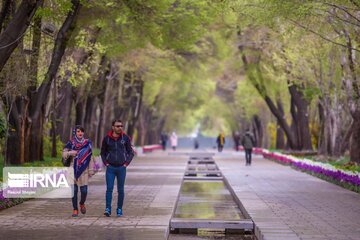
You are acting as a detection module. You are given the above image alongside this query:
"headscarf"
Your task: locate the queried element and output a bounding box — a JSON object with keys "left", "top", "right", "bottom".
{"left": 64, "top": 126, "right": 92, "bottom": 180}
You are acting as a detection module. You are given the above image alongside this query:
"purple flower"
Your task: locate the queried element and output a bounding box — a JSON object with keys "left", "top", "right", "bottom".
{"left": 263, "top": 151, "right": 360, "bottom": 187}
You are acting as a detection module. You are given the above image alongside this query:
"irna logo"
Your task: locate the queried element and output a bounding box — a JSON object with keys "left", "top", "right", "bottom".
{"left": 7, "top": 172, "right": 69, "bottom": 188}
{"left": 3, "top": 167, "right": 74, "bottom": 198}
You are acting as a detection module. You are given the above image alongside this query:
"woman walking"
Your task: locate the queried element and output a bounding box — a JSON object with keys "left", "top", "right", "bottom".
{"left": 170, "top": 132, "right": 178, "bottom": 151}
{"left": 62, "top": 125, "right": 95, "bottom": 217}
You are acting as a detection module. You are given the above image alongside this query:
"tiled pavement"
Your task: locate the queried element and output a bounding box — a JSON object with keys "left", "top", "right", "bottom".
{"left": 1, "top": 150, "right": 360, "bottom": 240}
{"left": 215, "top": 152, "right": 360, "bottom": 240}
{"left": 0, "top": 153, "right": 187, "bottom": 240}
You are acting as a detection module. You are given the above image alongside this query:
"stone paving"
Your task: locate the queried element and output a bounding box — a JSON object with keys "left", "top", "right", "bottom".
{"left": 0, "top": 153, "right": 187, "bottom": 240}
{"left": 215, "top": 151, "right": 360, "bottom": 240}
{"left": 1, "top": 150, "right": 360, "bottom": 240}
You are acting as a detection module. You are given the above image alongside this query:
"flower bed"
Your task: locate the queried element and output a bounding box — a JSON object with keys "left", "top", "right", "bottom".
{"left": 262, "top": 149, "right": 360, "bottom": 190}
{"left": 0, "top": 188, "right": 27, "bottom": 211}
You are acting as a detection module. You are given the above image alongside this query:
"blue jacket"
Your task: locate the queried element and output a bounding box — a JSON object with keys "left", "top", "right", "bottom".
{"left": 101, "top": 131, "right": 134, "bottom": 167}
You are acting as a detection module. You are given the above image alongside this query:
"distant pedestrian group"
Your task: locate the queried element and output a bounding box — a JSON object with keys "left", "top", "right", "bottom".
{"left": 215, "top": 130, "right": 255, "bottom": 165}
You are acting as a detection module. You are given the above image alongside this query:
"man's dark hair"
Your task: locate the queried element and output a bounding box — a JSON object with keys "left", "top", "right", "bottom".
{"left": 112, "top": 119, "right": 122, "bottom": 126}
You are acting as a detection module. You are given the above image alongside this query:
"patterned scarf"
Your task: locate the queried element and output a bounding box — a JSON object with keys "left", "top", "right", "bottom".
{"left": 65, "top": 129, "right": 92, "bottom": 180}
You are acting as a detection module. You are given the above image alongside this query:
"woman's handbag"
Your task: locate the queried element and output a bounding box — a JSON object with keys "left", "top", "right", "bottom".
{"left": 62, "top": 156, "right": 72, "bottom": 167}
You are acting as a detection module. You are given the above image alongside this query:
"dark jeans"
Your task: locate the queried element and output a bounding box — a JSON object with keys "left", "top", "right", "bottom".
{"left": 245, "top": 148, "right": 252, "bottom": 165}
{"left": 218, "top": 145, "right": 223, "bottom": 152}
{"left": 72, "top": 184, "right": 88, "bottom": 210}
{"left": 105, "top": 165, "right": 126, "bottom": 211}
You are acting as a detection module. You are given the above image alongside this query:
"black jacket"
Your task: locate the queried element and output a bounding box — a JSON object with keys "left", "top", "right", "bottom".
{"left": 101, "top": 131, "right": 134, "bottom": 167}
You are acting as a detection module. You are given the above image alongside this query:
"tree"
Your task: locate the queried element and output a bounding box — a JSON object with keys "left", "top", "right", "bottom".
{"left": 0, "top": 0, "right": 42, "bottom": 72}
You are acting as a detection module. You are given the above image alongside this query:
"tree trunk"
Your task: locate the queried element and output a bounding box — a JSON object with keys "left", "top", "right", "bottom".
{"left": 127, "top": 74, "right": 144, "bottom": 139}
{"left": 51, "top": 114, "right": 57, "bottom": 157}
{"left": 238, "top": 44, "right": 298, "bottom": 149}
{"left": 317, "top": 102, "right": 327, "bottom": 155}
{"left": 95, "top": 57, "right": 110, "bottom": 147}
{"left": 56, "top": 81, "right": 73, "bottom": 143}
{"left": 341, "top": 121, "right": 353, "bottom": 155}
{"left": 97, "top": 105, "right": 105, "bottom": 148}
{"left": 97, "top": 60, "right": 112, "bottom": 145}
{"left": 26, "top": 0, "right": 81, "bottom": 162}
{"left": 32, "top": 0, "right": 81, "bottom": 121}
{"left": 0, "top": 0, "right": 14, "bottom": 33}
{"left": 350, "top": 111, "right": 360, "bottom": 164}
{"left": 71, "top": 27, "right": 101, "bottom": 127}
{"left": 275, "top": 99, "right": 285, "bottom": 149}
{"left": 51, "top": 76, "right": 57, "bottom": 157}
{"left": 75, "top": 97, "right": 85, "bottom": 126}
{"left": 288, "top": 83, "right": 313, "bottom": 150}
{"left": 5, "top": 96, "right": 30, "bottom": 165}
{"left": 83, "top": 95, "right": 97, "bottom": 142}
{"left": 342, "top": 31, "right": 360, "bottom": 163}
{"left": 28, "top": 0, "right": 42, "bottom": 89}
{"left": 28, "top": 109, "right": 44, "bottom": 161}
{"left": 252, "top": 115, "right": 263, "bottom": 147}
{"left": 0, "top": 0, "right": 42, "bottom": 72}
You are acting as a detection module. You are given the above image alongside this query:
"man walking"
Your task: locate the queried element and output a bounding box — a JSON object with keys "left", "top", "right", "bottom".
{"left": 101, "top": 119, "right": 135, "bottom": 217}
{"left": 160, "top": 132, "right": 168, "bottom": 151}
{"left": 242, "top": 129, "right": 255, "bottom": 166}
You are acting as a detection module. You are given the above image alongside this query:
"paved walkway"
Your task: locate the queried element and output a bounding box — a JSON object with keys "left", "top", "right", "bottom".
{"left": 215, "top": 152, "right": 360, "bottom": 240}
{"left": 0, "top": 153, "right": 187, "bottom": 240}
{"left": 1, "top": 150, "right": 360, "bottom": 240}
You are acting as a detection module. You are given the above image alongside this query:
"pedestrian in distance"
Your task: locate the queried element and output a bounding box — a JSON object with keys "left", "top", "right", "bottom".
{"left": 194, "top": 138, "right": 199, "bottom": 149}
{"left": 242, "top": 129, "right": 255, "bottom": 166}
{"left": 62, "top": 125, "right": 95, "bottom": 217}
{"left": 160, "top": 132, "right": 168, "bottom": 151}
{"left": 170, "top": 132, "right": 178, "bottom": 151}
{"left": 101, "top": 119, "right": 135, "bottom": 217}
{"left": 216, "top": 132, "right": 225, "bottom": 152}
{"left": 233, "top": 131, "right": 241, "bottom": 151}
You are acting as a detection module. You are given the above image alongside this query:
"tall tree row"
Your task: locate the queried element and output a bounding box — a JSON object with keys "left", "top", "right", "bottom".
{"left": 228, "top": 0, "right": 359, "bottom": 162}
{"left": 1, "top": 0, "right": 358, "bottom": 165}
{"left": 0, "top": 0, "right": 225, "bottom": 164}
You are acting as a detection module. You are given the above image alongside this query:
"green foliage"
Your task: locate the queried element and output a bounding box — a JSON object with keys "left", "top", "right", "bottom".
{"left": 78, "top": 0, "right": 224, "bottom": 57}
{"left": 302, "top": 87, "right": 321, "bottom": 101}
{"left": 198, "top": 97, "right": 233, "bottom": 136}
{"left": 331, "top": 157, "right": 360, "bottom": 172}
{"left": 23, "top": 156, "right": 63, "bottom": 167}
{"left": 36, "top": 0, "right": 75, "bottom": 20}
{"left": 43, "top": 128, "right": 64, "bottom": 160}
{"left": 267, "top": 122, "right": 277, "bottom": 149}
{"left": 92, "top": 148, "right": 101, "bottom": 156}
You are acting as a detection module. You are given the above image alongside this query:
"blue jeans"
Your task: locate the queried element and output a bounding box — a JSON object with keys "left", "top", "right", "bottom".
{"left": 105, "top": 165, "right": 126, "bottom": 211}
